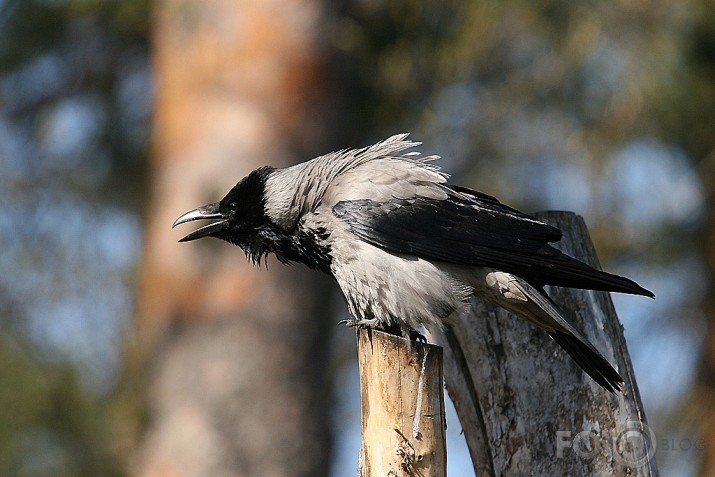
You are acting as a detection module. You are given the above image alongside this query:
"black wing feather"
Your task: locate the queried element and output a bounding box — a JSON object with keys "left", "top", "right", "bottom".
{"left": 333, "top": 185, "right": 653, "bottom": 297}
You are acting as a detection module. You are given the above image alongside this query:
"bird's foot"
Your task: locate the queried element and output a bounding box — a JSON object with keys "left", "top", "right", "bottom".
{"left": 378, "top": 323, "right": 427, "bottom": 343}
{"left": 338, "top": 318, "right": 382, "bottom": 329}
{"left": 391, "top": 324, "right": 426, "bottom": 343}
{"left": 338, "top": 319, "right": 426, "bottom": 344}
{"left": 407, "top": 328, "right": 427, "bottom": 343}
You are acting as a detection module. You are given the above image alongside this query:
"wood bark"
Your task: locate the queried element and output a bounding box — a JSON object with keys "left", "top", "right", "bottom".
{"left": 357, "top": 329, "right": 446, "bottom": 477}
{"left": 435, "top": 211, "right": 658, "bottom": 476}
{"left": 131, "top": 1, "right": 334, "bottom": 476}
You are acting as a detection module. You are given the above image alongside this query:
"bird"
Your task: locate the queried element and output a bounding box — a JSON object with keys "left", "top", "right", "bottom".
{"left": 173, "top": 134, "right": 653, "bottom": 393}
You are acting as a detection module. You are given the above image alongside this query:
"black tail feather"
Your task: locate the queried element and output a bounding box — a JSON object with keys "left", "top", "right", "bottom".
{"left": 538, "top": 255, "right": 655, "bottom": 298}
{"left": 549, "top": 330, "right": 624, "bottom": 394}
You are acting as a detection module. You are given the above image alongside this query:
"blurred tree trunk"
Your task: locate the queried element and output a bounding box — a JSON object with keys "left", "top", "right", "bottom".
{"left": 131, "top": 1, "right": 335, "bottom": 476}
{"left": 697, "top": 166, "right": 715, "bottom": 477}
{"left": 689, "top": 6, "right": 715, "bottom": 474}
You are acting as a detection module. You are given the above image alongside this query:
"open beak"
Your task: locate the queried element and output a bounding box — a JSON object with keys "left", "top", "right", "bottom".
{"left": 172, "top": 202, "right": 228, "bottom": 242}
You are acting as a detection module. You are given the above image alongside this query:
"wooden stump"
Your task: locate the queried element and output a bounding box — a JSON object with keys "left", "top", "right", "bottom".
{"left": 357, "top": 329, "right": 447, "bottom": 477}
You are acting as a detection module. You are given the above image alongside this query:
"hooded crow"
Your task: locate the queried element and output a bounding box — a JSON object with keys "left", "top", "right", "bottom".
{"left": 173, "top": 134, "right": 653, "bottom": 393}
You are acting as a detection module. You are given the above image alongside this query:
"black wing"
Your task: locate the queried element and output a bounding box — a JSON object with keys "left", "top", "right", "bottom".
{"left": 333, "top": 184, "right": 653, "bottom": 297}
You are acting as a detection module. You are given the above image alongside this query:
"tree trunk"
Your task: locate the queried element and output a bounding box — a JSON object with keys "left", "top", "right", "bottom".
{"left": 131, "top": 1, "right": 334, "bottom": 476}
{"left": 697, "top": 184, "right": 715, "bottom": 477}
{"left": 435, "top": 211, "right": 657, "bottom": 476}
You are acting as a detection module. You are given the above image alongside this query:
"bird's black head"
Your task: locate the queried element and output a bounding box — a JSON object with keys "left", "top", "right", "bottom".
{"left": 173, "top": 166, "right": 278, "bottom": 262}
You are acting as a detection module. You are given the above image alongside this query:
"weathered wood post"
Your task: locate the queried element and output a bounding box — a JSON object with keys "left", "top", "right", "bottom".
{"left": 357, "top": 329, "right": 447, "bottom": 477}
{"left": 436, "top": 211, "right": 658, "bottom": 476}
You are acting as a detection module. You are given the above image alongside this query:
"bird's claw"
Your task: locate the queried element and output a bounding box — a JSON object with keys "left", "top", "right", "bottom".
{"left": 337, "top": 318, "right": 382, "bottom": 329}
{"left": 409, "top": 330, "right": 427, "bottom": 343}
{"left": 338, "top": 319, "right": 426, "bottom": 344}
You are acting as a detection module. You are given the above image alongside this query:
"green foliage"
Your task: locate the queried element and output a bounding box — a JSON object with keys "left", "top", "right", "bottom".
{"left": 0, "top": 0, "right": 151, "bottom": 475}
{"left": 0, "top": 0, "right": 149, "bottom": 68}
{"left": 0, "top": 332, "right": 122, "bottom": 476}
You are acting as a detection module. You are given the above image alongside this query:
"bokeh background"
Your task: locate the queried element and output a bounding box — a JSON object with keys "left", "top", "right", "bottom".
{"left": 1, "top": 0, "right": 713, "bottom": 476}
